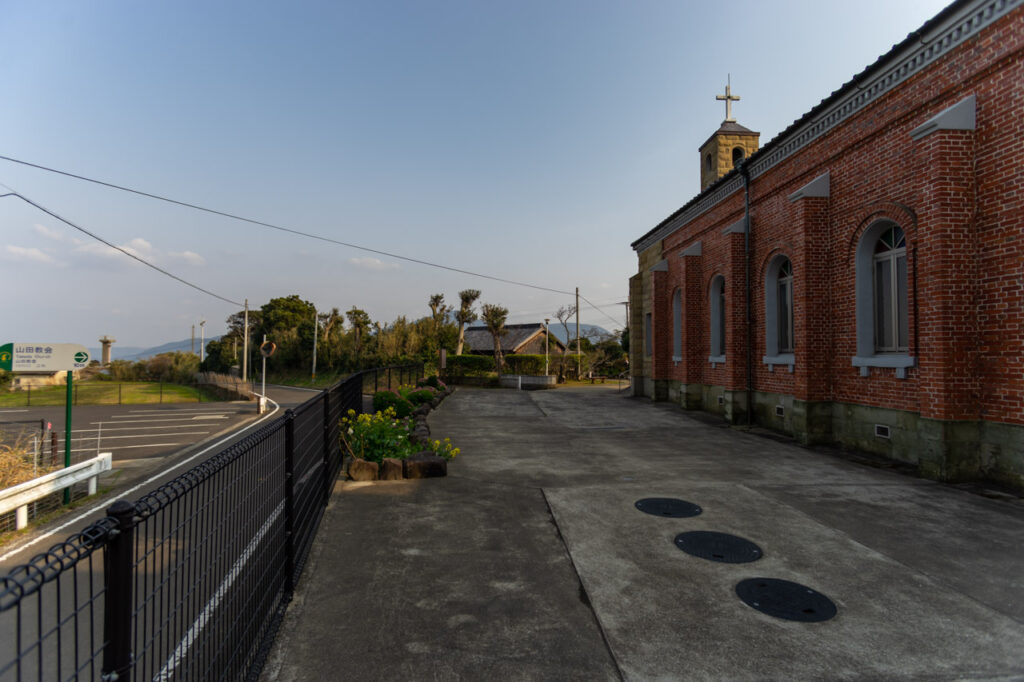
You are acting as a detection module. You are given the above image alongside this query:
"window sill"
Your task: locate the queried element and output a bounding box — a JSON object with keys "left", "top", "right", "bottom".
{"left": 763, "top": 354, "right": 795, "bottom": 373}
{"left": 708, "top": 355, "right": 725, "bottom": 369}
{"left": 851, "top": 354, "right": 915, "bottom": 378}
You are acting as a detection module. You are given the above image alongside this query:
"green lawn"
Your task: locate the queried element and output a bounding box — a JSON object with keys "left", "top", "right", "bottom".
{"left": 0, "top": 382, "right": 223, "bottom": 407}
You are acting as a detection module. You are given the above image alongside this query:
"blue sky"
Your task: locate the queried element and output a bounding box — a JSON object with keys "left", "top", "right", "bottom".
{"left": 1, "top": 0, "right": 951, "bottom": 348}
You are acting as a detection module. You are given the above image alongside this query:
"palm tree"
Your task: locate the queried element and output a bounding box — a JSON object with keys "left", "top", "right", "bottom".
{"left": 481, "top": 303, "right": 509, "bottom": 375}
{"left": 455, "top": 289, "right": 481, "bottom": 355}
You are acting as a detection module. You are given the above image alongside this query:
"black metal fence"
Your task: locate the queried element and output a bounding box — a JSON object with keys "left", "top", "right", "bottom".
{"left": 0, "top": 364, "right": 421, "bottom": 681}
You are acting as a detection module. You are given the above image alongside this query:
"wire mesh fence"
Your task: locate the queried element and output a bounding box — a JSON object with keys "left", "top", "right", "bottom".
{"left": 0, "top": 363, "right": 422, "bottom": 681}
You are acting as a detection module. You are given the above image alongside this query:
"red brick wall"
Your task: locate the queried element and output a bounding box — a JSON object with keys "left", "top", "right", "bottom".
{"left": 646, "top": 7, "right": 1024, "bottom": 426}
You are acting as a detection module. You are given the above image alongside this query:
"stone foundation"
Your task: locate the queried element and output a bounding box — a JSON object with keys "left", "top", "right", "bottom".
{"left": 641, "top": 379, "right": 1024, "bottom": 492}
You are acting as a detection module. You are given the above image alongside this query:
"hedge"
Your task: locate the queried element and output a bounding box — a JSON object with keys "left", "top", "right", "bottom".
{"left": 446, "top": 354, "right": 494, "bottom": 376}
{"left": 502, "top": 354, "right": 549, "bottom": 375}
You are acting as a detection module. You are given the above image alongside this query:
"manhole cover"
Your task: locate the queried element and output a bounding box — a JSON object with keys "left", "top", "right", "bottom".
{"left": 674, "top": 531, "right": 762, "bottom": 563}
{"left": 735, "top": 578, "right": 837, "bottom": 622}
{"left": 634, "top": 498, "right": 702, "bottom": 518}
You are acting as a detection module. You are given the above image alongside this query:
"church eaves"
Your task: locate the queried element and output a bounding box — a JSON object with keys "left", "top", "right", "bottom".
{"left": 631, "top": 0, "right": 1018, "bottom": 253}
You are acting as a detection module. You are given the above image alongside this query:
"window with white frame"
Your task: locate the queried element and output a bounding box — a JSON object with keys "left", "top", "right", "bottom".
{"left": 672, "top": 288, "right": 682, "bottom": 360}
{"left": 709, "top": 275, "right": 726, "bottom": 361}
{"left": 763, "top": 256, "right": 794, "bottom": 368}
{"left": 872, "top": 225, "right": 908, "bottom": 352}
{"left": 853, "top": 220, "right": 914, "bottom": 376}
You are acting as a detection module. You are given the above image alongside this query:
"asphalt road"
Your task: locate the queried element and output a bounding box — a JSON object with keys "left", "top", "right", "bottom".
{"left": 0, "top": 383, "right": 325, "bottom": 571}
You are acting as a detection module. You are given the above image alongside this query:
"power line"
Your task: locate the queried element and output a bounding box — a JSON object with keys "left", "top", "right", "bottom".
{"left": 0, "top": 188, "right": 243, "bottom": 307}
{"left": 0, "top": 153, "right": 574, "bottom": 296}
{"left": 578, "top": 293, "right": 626, "bottom": 328}
{"left": 0, "top": 153, "right": 631, "bottom": 326}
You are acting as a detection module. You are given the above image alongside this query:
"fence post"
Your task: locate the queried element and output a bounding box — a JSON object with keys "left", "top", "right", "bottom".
{"left": 284, "top": 409, "right": 296, "bottom": 596}
{"left": 160, "top": 383, "right": 163, "bottom": 403}
{"left": 322, "top": 391, "right": 332, "bottom": 505}
{"left": 374, "top": 369, "right": 378, "bottom": 393}
{"left": 118, "top": 383, "right": 122, "bottom": 405}
{"left": 103, "top": 500, "right": 137, "bottom": 680}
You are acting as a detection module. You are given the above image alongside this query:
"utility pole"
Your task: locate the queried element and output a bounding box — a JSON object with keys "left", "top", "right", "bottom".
{"left": 191, "top": 324, "right": 195, "bottom": 355}
{"left": 575, "top": 287, "right": 581, "bottom": 380}
{"left": 544, "top": 318, "right": 550, "bottom": 376}
{"left": 311, "top": 306, "right": 318, "bottom": 381}
{"left": 242, "top": 299, "right": 249, "bottom": 382}
{"left": 261, "top": 334, "right": 267, "bottom": 400}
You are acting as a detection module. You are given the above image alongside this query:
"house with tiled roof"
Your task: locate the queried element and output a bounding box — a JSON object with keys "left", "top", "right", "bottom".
{"left": 462, "top": 323, "right": 566, "bottom": 355}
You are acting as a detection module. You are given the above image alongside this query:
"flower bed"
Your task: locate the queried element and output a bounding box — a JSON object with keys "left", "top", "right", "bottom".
{"left": 341, "top": 378, "right": 457, "bottom": 481}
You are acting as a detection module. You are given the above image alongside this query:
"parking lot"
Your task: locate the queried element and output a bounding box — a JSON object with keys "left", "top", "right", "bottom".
{"left": 0, "top": 402, "right": 259, "bottom": 465}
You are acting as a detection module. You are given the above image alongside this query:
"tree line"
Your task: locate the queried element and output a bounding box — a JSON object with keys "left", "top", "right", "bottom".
{"left": 200, "top": 290, "right": 627, "bottom": 379}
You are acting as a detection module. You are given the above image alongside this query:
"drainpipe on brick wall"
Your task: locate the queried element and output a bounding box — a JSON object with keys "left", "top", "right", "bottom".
{"left": 740, "top": 160, "right": 754, "bottom": 425}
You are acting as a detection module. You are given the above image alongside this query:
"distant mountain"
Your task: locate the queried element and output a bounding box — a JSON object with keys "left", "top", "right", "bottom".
{"left": 546, "top": 323, "right": 616, "bottom": 345}
{"left": 88, "top": 337, "right": 221, "bottom": 362}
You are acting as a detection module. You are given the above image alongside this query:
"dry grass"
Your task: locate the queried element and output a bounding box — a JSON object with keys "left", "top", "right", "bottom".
{"left": 0, "top": 435, "right": 56, "bottom": 489}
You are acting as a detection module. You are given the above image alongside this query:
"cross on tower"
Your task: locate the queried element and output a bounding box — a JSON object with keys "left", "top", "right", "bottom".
{"left": 716, "top": 76, "right": 740, "bottom": 122}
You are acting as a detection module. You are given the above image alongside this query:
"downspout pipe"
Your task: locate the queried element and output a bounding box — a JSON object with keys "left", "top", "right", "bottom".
{"left": 739, "top": 160, "right": 754, "bottom": 425}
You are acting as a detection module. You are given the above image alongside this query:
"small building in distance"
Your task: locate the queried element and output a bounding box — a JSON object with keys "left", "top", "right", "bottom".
{"left": 628, "top": 0, "right": 1023, "bottom": 490}
{"left": 462, "top": 323, "right": 567, "bottom": 356}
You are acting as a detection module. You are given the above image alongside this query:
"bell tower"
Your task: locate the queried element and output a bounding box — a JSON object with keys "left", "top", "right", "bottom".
{"left": 699, "top": 77, "right": 759, "bottom": 191}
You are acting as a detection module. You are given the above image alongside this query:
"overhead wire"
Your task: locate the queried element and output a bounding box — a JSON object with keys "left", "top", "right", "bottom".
{"left": 0, "top": 187, "right": 243, "bottom": 307}
{"left": 0, "top": 154, "right": 574, "bottom": 296}
{"left": 0, "top": 153, "right": 631, "bottom": 326}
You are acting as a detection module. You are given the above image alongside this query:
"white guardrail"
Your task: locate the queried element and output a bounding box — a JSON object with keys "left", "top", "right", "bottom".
{"left": 0, "top": 453, "right": 112, "bottom": 530}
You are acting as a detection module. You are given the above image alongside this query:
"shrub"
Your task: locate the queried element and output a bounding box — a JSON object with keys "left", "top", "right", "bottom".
{"left": 402, "top": 387, "right": 436, "bottom": 406}
{"left": 340, "top": 408, "right": 415, "bottom": 464}
{"left": 502, "top": 354, "right": 548, "bottom": 375}
{"left": 417, "top": 375, "right": 446, "bottom": 390}
{"left": 446, "top": 354, "right": 493, "bottom": 377}
{"left": 372, "top": 390, "right": 415, "bottom": 418}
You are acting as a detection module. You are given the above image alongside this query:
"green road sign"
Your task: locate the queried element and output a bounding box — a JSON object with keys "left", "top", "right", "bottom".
{"left": 1, "top": 343, "right": 90, "bottom": 371}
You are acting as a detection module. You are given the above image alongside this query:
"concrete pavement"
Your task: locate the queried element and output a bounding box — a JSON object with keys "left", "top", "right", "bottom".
{"left": 263, "top": 386, "right": 1024, "bottom": 681}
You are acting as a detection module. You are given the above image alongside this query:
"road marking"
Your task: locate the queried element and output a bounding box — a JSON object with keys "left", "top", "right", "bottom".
{"left": 0, "top": 410, "right": 30, "bottom": 413}
{"left": 66, "top": 443, "right": 181, "bottom": 453}
{"left": 0, "top": 398, "right": 281, "bottom": 564}
{"left": 94, "top": 417, "right": 226, "bottom": 424}
{"left": 156, "top": 500, "right": 284, "bottom": 680}
{"left": 126, "top": 408, "right": 249, "bottom": 415}
{"left": 83, "top": 432, "right": 210, "bottom": 441}
{"left": 72, "top": 425, "right": 225, "bottom": 433}
{"left": 191, "top": 415, "right": 227, "bottom": 420}
{"left": 265, "top": 383, "right": 325, "bottom": 393}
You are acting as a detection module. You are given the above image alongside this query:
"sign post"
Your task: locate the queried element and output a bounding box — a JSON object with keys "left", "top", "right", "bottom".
{"left": 1, "top": 343, "right": 90, "bottom": 504}
{"left": 258, "top": 337, "right": 276, "bottom": 414}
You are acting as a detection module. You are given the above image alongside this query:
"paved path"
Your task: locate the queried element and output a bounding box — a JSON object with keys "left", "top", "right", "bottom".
{"left": 264, "top": 386, "right": 1024, "bottom": 681}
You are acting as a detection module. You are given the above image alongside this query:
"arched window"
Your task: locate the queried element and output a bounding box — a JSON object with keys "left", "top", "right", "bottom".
{"left": 853, "top": 220, "right": 914, "bottom": 377}
{"left": 672, "top": 288, "right": 682, "bottom": 360}
{"left": 709, "top": 276, "right": 726, "bottom": 361}
{"left": 873, "top": 226, "right": 908, "bottom": 352}
{"left": 764, "top": 256, "right": 794, "bottom": 369}
{"left": 705, "top": 153, "right": 713, "bottom": 173}
{"left": 732, "top": 147, "right": 745, "bottom": 167}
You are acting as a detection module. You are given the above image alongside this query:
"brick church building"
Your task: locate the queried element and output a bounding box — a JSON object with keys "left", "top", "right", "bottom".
{"left": 628, "top": 0, "right": 1023, "bottom": 490}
